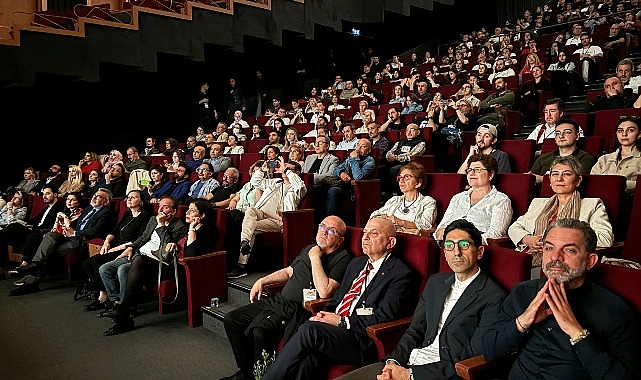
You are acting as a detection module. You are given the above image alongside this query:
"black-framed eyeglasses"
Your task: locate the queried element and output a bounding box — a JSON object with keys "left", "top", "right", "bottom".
{"left": 318, "top": 223, "right": 343, "bottom": 236}
{"left": 443, "top": 240, "right": 475, "bottom": 251}
{"left": 465, "top": 167, "right": 488, "bottom": 175}
{"left": 196, "top": 168, "right": 209, "bottom": 173}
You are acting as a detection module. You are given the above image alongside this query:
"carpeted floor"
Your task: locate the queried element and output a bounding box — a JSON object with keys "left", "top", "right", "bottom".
{"left": 0, "top": 273, "right": 237, "bottom": 380}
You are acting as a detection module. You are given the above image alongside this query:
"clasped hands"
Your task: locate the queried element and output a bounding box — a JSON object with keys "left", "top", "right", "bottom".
{"left": 517, "top": 277, "right": 584, "bottom": 339}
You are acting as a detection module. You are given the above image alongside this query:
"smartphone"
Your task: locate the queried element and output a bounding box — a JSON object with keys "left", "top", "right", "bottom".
{"left": 267, "top": 160, "right": 278, "bottom": 169}
{"left": 139, "top": 179, "right": 150, "bottom": 186}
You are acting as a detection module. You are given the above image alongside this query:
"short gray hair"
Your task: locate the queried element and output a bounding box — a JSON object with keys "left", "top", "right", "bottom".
{"left": 550, "top": 155, "right": 582, "bottom": 176}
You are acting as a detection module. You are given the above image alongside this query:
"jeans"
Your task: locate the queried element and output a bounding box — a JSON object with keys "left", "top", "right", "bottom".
{"left": 99, "top": 257, "right": 131, "bottom": 302}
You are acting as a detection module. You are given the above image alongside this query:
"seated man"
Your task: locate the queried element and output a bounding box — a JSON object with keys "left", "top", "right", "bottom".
{"left": 220, "top": 215, "right": 352, "bottom": 380}
{"left": 205, "top": 143, "right": 232, "bottom": 173}
{"left": 527, "top": 118, "right": 594, "bottom": 184}
{"left": 588, "top": 75, "right": 637, "bottom": 112}
{"left": 149, "top": 163, "right": 193, "bottom": 204}
{"left": 335, "top": 123, "right": 358, "bottom": 150}
{"left": 458, "top": 124, "right": 512, "bottom": 174}
{"left": 339, "top": 219, "right": 506, "bottom": 380}
{"left": 483, "top": 218, "right": 641, "bottom": 379}
{"left": 303, "top": 135, "right": 340, "bottom": 188}
{"left": 258, "top": 131, "right": 284, "bottom": 154}
{"left": 183, "top": 162, "right": 220, "bottom": 204}
{"left": 227, "top": 159, "right": 306, "bottom": 279}
{"left": 185, "top": 146, "right": 206, "bottom": 171}
{"left": 476, "top": 77, "right": 516, "bottom": 132}
{"left": 262, "top": 217, "right": 419, "bottom": 380}
{"left": 378, "top": 123, "right": 426, "bottom": 199}
{"left": 11, "top": 188, "right": 115, "bottom": 296}
{"left": 323, "top": 138, "right": 375, "bottom": 219}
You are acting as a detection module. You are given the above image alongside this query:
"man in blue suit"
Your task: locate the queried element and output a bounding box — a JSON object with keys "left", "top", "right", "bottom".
{"left": 262, "top": 217, "right": 419, "bottom": 380}
{"left": 337, "top": 219, "right": 506, "bottom": 380}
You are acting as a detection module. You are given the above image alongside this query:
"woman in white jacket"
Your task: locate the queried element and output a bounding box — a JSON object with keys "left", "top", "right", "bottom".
{"left": 508, "top": 155, "right": 613, "bottom": 266}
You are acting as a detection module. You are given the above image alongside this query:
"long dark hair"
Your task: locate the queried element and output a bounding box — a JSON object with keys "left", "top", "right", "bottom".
{"left": 613, "top": 116, "right": 641, "bottom": 162}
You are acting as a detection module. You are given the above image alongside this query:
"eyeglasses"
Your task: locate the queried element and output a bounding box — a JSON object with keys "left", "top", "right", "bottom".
{"left": 196, "top": 168, "right": 210, "bottom": 173}
{"left": 223, "top": 174, "right": 236, "bottom": 180}
{"left": 396, "top": 174, "right": 415, "bottom": 182}
{"left": 314, "top": 141, "right": 327, "bottom": 146}
{"left": 461, "top": 85, "right": 471, "bottom": 89}
{"left": 318, "top": 223, "right": 343, "bottom": 236}
{"left": 554, "top": 129, "right": 575, "bottom": 136}
{"left": 465, "top": 167, "right": 488, "bottom": 174}
{"left": 443, "top": 239, "right": 475, "bottom": 251}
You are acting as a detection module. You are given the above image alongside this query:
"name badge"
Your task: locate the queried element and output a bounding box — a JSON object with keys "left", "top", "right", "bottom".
{"left": 302, "top": 288, "right": 318, "bottom": 306}
{"left": 356, "top": 307, "right": 373, "bottom": 316}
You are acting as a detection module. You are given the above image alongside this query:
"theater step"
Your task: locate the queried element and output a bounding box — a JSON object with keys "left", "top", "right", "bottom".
{"left": 201, "top": 270, "right": 271, "bottom": 339}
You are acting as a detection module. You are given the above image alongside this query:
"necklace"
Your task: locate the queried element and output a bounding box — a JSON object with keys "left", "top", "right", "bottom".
{"left": 401, "top": 196, "right": 418, "bottom": 214}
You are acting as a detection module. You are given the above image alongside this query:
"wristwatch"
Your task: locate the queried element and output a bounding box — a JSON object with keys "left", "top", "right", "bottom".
{"left": 338, "top": 316, "right": 347, "bottom": 329}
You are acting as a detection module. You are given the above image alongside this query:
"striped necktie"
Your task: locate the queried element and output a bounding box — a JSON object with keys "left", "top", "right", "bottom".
{"left": 336, "top": 262, "right": 373, "bottom": 317}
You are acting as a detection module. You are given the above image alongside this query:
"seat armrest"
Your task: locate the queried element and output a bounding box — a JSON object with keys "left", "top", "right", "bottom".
{"left": 366, "top": 316, "right": 412, "bottom": 340}
{"left": 419, "top": 228, "right": 435, "bottom": 237}
{"left": 304, "top": 298, "right": 331, "bottom": 315}
{"left": 455, "top": 355, "right": 490, "bottom": 380}
{"left": 486, "top": 236, "right": 515, "bottom": 249}
{"left": 263, "top": 281, "right": 287, "bottom": 298}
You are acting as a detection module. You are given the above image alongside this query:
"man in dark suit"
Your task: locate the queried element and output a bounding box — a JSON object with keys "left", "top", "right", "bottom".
{"left": 262, "top": 217, "right": 419, "bottom": 380}
{"left": 11, "top": 188, "right": 115, "bottom": 296}
{"left": 337, "top": 219, "right": 506, "bottom": 380}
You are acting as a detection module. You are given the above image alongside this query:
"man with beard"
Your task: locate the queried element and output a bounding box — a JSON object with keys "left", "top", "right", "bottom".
{"left": 220, "top": 216, "right": 351, "bottom": 380}
{"left": 458, "top": 124, "right": 511, "bottom": 174}
{"left": 149, "top": 163, "right": 192, "bottom": 204}
{"left": 210, "top": 167, "right": 241, "bottom": 208}
{"left": 30, "top": 164, "right": 64, "bottom": 195}
{"left": 477, "top": 77, "right": 516, "bottom": 133}
{"left": 483, "top": 218, "right": 641, "bottom": 379}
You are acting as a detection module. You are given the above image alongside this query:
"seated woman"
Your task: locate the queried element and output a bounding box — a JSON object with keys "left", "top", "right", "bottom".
{"left": 164, "top": 150, "right": 185, "bottom": 173}
{"left": 0, "top": 190, "right": 29, "bottom": 277}
{"left": 79, "top": 151, "right": 102, "bottom": 176}
{"left": 388, "top": 85, "right": 405, "bottom": 105}
{"left": 8, "top": 167, "right": 40, "bottom": 195}
{"left": 224, "top": 135, "right": 245, "bottom": 154}
{"left": 81, "top": 169, "right": 102, "bottom": 199}
{"left": 401, "top": 93, "right": 424, "bottom": 115}
{"left": 52, "top": 192, "right": 84, "bottom": 235}
{"left": 86, "top": 189, "right": 152, "bottom": 313}
{"left": 590, "top": 115, "right": 641, "bottom": 193}
{"left": 369, "top": 161, "right": 436, "bottom": 235}
{"left": 288, "top": 145, "right": 305, "bottom": 168}
{"left": 327, "top": 95, "right": 346, "bottom": 112}
{"left": 250, "top": 124, "right": 267, "bottom": 140}
{"left": 57, "top": 165, "right": 85, "bottom": 198}
{"left": 508, "top": 155, "right": 614, "bottom": 266}
{"left": 104, "top": 197, "right": 217, "bottom": 335}
{"left": 434, "top": 154, "right": 513, "bottom": 243}
{"left": 140, "top": 165, "right": 168, "bottom": 204}
{"left": 282, "top": 127, "right": 304, "bottom": 153}
{"left": 96, "top": 162, "right": 127, "bottom": 199}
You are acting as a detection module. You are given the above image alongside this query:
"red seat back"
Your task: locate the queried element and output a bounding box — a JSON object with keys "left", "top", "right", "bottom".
{"left": 493, "top": 173, "right": 536, "bottom": 222}
{"left": 495, "top": 139, "right": 536, "bottom": 174}
{"left": 540, "top": 135, "right": 604, "bottom": 160}
{"left": 593, "top": 108, "right": 641, "bottom": 152}
{"left": 423, "top": 173, "right": 467, "bottom": 222}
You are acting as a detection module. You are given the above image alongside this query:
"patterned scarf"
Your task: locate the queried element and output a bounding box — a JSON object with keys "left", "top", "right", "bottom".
{"left": 531, "top": 190, "right": 581, "bottom": 266}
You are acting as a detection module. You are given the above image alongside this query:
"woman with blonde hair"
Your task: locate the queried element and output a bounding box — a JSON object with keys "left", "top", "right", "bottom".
{"left": 519, "top": 52, "right": 543, "bottom": 75}
{"left": 58, "top": 165, "right": 85, "bottom": 197}
{"left": 101, "top": 150, "right": 124, "bottom": 174}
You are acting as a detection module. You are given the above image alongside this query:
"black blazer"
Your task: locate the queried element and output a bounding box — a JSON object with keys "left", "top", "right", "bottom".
{"left": 70, "top": 206, "right": 114, "bottom": 240}
{"left": 324, "top": 254, "right": 419, "bottom": 349}
{"left": 385, "top": 271, "right": 506, "bottom": 380}
{"left": 29, "top": 200, "right": 65, "bottom": 230}
{"left": 132, "top": 216, "right": 188, "bottom": 258}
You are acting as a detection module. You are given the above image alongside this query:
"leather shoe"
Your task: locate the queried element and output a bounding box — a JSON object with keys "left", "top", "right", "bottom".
{"left": 85, "top": 299, "right": 112, "bottom": 312}
{"left": 104, "top": 318, "right": 135, "bottom": 336}
{"left": 15, "top": 262, "right": 41, "bottom": 274}
{"left": 9, "top": 282, "right": 39, "bottom": 296}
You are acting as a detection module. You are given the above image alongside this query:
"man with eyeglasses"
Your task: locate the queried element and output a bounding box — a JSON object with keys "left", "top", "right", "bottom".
{"left": 458, "top": 124, "right": 512, "bottom": 174}
{"left": 262, "top": 217, "right": 419, "bottom": 380}
{"left": 303, "top": 135, "right": 340, "bottom": 187}
{"left": 227, "top": 159, "right": 306, "bottom": 279}
{"left": 221, "top": 215, "right": 350, "bottom": 380}
{"left": 210, "top": 167, "right": 241, "bottom": 208}
{"left": 339, "top": 218, "right": 505, "bottom": 380}
{"left": 379, "top": 123, "right": 426, "bottom": 200}
{"left": 527, "top": 118, "right": 595, "bottom": 183}
{"left": 11, "top": 188, "right": 115, "bottom": 296}
{"left": 123, "top": 146, "right": 149, "bottom": 173}
{"left": 183, "top": 162, "right": 220, "bottom": 205}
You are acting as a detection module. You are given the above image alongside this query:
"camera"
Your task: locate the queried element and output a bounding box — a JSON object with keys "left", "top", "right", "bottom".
{"left": 267, "top": 160, "right": 278, "bottom": 169}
